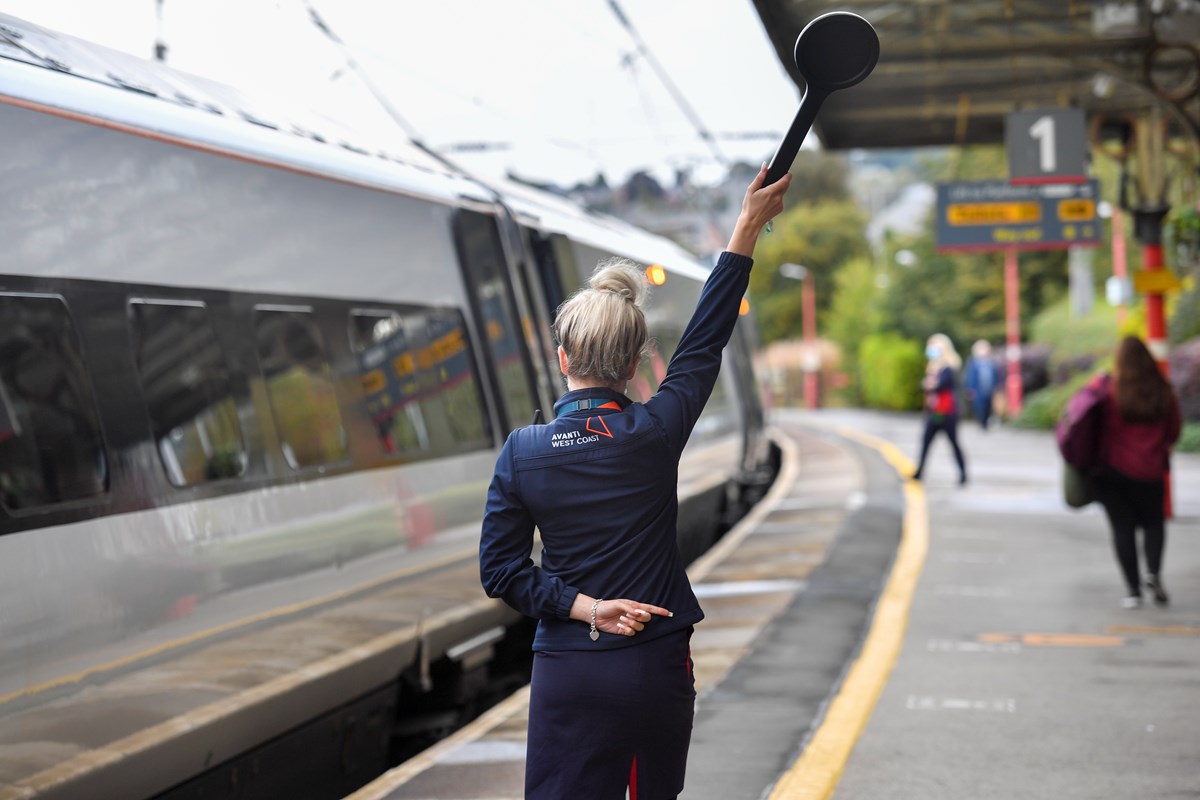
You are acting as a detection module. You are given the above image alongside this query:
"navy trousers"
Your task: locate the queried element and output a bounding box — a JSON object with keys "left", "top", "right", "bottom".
{"left": 525, "top": 627, "right": 695, "bottom": 800}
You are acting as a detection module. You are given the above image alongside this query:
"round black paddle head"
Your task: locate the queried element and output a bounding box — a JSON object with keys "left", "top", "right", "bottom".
{"left": 794, "top": 11, "right": 879, "bottom": 92}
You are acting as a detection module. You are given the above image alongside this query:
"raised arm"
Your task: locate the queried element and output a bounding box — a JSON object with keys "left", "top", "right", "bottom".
{"left": 726, "top": 165, "right": 791, "bottom": 257}
{"left": 645, "top": 166, "right": 790, "bottom": 453}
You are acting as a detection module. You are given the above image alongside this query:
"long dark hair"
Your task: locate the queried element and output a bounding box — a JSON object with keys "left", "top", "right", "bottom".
{"left": 1113, "top": 336, "right": 1173, "bottom": 422}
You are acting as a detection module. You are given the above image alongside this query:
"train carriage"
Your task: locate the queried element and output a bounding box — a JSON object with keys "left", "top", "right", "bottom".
{"left": 0, "top": 13, "right": 773, "bottom": 799}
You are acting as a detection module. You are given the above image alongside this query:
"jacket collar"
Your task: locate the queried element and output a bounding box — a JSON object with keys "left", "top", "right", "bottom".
{"left": 553, "top": 387, "right": 631, "bottom": 416}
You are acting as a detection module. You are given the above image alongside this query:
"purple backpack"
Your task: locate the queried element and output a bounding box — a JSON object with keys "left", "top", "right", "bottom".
{"left": 1055, "top": 374, "right": 1111, "bottom": 471}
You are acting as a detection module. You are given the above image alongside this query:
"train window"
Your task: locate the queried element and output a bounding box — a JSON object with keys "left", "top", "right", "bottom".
{"left": 0, "top": 294, "right": 107, "bottom": 510}
{"left": 349, "top": 308, "right": 491, "bottom": 458}
{"left": 253, "top": 307, "right": 348, "bottom": 469}
{"left": 453, "top": 212, "right": 538, "bottom": 429}
{"left": 129, "top": 301, "right": 246, "bottom": 486}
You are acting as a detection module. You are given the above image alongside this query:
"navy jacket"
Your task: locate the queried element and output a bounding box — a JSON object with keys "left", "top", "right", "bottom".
{"left": 479, "top": 251, "right": 753, "bottom": 651}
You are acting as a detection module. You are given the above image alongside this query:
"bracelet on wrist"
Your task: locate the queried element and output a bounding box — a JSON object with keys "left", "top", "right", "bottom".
{"left": 589, "top": 598, "right": 602, "bottom": 642}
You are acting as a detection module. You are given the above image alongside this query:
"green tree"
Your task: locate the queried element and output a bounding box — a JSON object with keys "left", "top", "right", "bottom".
{"left": 781, "top": 151, "right": 852, "bottom": 205}
{"left": 749, "top": 199, "right": 870, "bottom": 343}
{"left": 872, "top": 143, "right": 1115, "bottom": 351}
{"left": 858, "top": 333, "right": 924, "bottom": 411}
{"left": 823, "top": 256, "right": 884, "bottom": 388}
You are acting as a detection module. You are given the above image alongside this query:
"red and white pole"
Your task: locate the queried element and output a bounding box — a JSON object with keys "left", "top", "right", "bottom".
{"left": 1004, "top": 248, "right": 1023, "bottom": 417}
{"left": 802, "top": 274, "right": 819, "bottom": 410}
{"left": 1133, "top": 207, "right": 1172, "bottom": 517}
{"left": 1143, "top": 241, "right": 1169, "bottom": 371}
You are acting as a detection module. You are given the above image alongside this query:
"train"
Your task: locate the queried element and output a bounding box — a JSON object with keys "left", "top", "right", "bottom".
{"left": 0, "top": 13, "right": 774, "bottom": 800}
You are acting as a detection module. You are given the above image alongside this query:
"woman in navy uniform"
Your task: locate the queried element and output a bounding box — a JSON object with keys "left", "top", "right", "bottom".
{"left": 480, "top": 166, "right": 790, "bottom": 799}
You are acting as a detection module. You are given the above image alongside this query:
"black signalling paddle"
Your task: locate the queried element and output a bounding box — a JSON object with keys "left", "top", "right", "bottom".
{"left": 763, "top": 12, "right": 879, "bottom": 187}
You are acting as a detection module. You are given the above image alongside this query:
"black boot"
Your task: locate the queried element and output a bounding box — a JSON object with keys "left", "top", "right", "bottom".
{"left": 1145, "top": 575, "right": 1169, "bottom": 606}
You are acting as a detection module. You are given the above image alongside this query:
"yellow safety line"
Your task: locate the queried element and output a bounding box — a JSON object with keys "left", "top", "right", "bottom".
{"left": 980, "top": 632, "right": 1126, "bottom": 647}
{"left": 767, "top": 426, "right": 929, "bottom": 800}
{"left": 0, "top": 548, "right": 474, "bottom": 706}
{"left": 1106, "top": 624, "right": 1200, "bottom": 637}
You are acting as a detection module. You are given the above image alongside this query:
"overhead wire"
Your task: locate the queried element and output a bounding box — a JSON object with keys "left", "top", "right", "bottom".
{"left": 621, "top": 49, "right": 667, "bottom": 144}
{"left": 604, "top": 0, "right": 729, "bottom": 168}
{"left": 298, "top": 1, "right": 753, "bottom": 180}
{"left": 299, "top": 1, "right": 611, "bottom": 176}
{"left": 300, "top": 0, "right": 425, "bottom": 144}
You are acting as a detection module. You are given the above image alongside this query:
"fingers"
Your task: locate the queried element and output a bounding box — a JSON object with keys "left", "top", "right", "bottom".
{"left": 598, "top": 599, "right": 676, "bottom": 638}
{"left": 615, "top": 604, "right": 647, "bottom": 634}
{"left": 618, "top": 603, "right": 671, "bottom": 622}
{"left": 759, "top": 172, "right": 791, "bottom": 208}
{"left": 746, "top": 163, "right": 768, "bottom": 195}
{"left": 741, "top": 171, "right": 790, "bottom": 230}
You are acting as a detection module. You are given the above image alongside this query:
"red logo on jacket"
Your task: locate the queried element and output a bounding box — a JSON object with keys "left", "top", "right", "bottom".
{"left": 586, "top": 416, "right": 613, "bottom": 438}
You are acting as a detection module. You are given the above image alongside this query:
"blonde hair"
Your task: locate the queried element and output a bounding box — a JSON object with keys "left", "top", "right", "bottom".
{"left": 926, "top": 332, "right": 962, "bottom": 371}
{"left": 554, "top": 258, "right": 648, "bottom": 385}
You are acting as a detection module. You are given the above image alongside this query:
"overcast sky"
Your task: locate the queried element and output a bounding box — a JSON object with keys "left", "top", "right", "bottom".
{"left": 2, "top": 1, "right": 804, "bottom": 186}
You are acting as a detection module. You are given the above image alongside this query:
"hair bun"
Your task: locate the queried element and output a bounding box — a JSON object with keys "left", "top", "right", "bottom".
{"left": 588, "top": 259, "right": 647, "bottom": 307}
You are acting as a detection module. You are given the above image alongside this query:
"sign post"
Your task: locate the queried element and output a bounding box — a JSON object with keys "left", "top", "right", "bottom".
{"left": 935, "top": 180, "right": 1101, "bottom": 251}
{"left": 935, "top": 179, "right": 1100, "bottom": 418}
{"left": 1004, "top": 109, "right": 1088, "bottom": 184}
{"left": 1004, "top": 249, "right": 1022, "bottom": 416}
{"left": 998, "top": 108, "right": 1090, "bottom": 417}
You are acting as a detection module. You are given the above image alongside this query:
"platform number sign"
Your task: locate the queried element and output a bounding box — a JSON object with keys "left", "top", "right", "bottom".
{"left": 1005, "top": 109, "right": 1087, "bottom": 184}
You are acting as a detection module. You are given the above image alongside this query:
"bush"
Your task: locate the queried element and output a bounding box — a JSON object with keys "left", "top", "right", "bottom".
{"left": 1178, "top": 422, "right": 1200, "bottom": 453}
{"left": 1029, "top": 293, "right": 1120, "bottom": 364}
{"left": 1052, "top": 353, "right": 1098, "bottom": 385}
{"left": 1011, "top": 370, "right": 1094, "bottom": 430}
{"left": 1018, "top": 342, "right": 1053, "bottom": 394}
{"left": 858, "top": 333, "right": 925, "bottom": 411}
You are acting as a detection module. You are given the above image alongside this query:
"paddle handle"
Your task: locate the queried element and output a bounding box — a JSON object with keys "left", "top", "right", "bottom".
{"left": 764, "top": 88, "right": 828, "bottom": 187}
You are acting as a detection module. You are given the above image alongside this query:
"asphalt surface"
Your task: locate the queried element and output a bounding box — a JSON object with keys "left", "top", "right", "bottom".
{"left": 805, "top": 409, "right": 1200, "bottom": 800}
{"left": 684, "top": 434, "right": 902, "bottom": 800}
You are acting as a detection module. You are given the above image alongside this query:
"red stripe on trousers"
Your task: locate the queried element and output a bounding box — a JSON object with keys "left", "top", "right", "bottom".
{"left": 629, "top": 754, "right": 638, "bottom": 800}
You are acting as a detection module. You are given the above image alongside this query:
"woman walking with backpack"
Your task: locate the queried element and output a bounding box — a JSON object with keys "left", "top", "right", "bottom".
{"left": 1093, "top": 336, "right": 1181, "bottom": 608}
{"left": 912, "top": 333, "right": 968, "bottom": 485}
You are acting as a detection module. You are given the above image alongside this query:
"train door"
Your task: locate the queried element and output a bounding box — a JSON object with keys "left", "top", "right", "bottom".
{"left": 524, "top": 230, "right": 577, "bottom": 401}
{"left": 451, "top": 211, "right": 541, "bottom": 433}
{"left": 490, "top": 213, "right": 562, "bottom": 414}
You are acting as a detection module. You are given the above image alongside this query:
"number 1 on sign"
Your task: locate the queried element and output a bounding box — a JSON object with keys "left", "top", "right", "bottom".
{"left": 1029, "top": 115, "right": 1056, "bottom": 173}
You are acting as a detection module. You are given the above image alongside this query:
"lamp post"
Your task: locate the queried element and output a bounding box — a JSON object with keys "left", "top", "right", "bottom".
{"left": 780, "top": 263, "right": 819, "bottom": 409}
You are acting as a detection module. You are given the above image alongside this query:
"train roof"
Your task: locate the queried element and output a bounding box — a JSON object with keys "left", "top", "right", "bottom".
{"left": 488, "top": 176, "right": 713, "bottom": 282}
{"left": 0, "top": 13, "right": 713, "bottom": 282}
{"left": 0, "top": 12, "right": 483, "bottom": 206}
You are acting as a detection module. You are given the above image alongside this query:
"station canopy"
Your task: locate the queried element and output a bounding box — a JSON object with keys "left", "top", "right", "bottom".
{"left": 751, "top": 0, "right": 1200, "bottom": 150}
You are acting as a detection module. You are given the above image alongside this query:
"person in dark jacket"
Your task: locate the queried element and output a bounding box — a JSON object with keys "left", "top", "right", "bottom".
{"left": 479, "top": 165, "right": 790, "bottom": 800}
{"left": 964, "top": 339, "right": 999, "bottom": 430}
{"left": 912, "top": 332, "right": 967, "bottom": 485}
{"left": 1092, "top": 336, "right": 1181, "bottom": 608}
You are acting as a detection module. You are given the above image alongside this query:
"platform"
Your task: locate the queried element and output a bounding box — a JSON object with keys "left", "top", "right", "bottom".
{"left": 344, "top": 409, "right": 1200, "bottom": 800}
